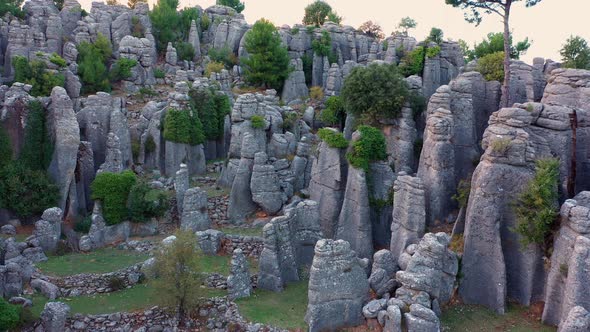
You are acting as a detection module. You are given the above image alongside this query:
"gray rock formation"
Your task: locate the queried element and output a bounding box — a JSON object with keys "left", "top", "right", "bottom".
{"left": 31, "top": 279, "right": 60, "bottom": 300}
{"left": 40, "top": 302, "right": 70, "bottom": 332}
{"left": 118, "top": 35, "right": 156, "bottom": 91}
{"left": 32, "top": 207, "right": 62, "bottom": 252}
{"left": 417, "top": 108, "right": 456, "bottom": 226}
{"left": 369, "top": 161, "right": 396, "bottom": 248}
{"left": 390, "top": 175, "right": 426, "bottom": 262}
{"left": 369, "top": 249, "right": 398, "bottom": 297}
{"left": 3, "top": 262, "right": 22, "bottom": 298}
{"left": 250, "top": 152, "right": 284, "bottom": 215}
{"left": 196, "top": 229, "right": 223, "bottom": 255}
{"left": 502, "top": 60, "right": 535, "bottom": 107}
{"left": 75, "top": 141, "right": 95, "bottom": 213}
{"left": 305, "top": 239, "right": 369, "bottom": 332}
{"left": 559, "top": 306, "right": 590, "bottom": 332}
{"left": 180, "top": 187, "right": 211, "bottom": 232}
{"left": 422, "top": 41, "right": 465, "bottom": 98}
{"left": 85, "top": 202, "right": 130, "bottom": 250}
{"left": 227, "top": 249, "right": 252, "bottom": 300}
{"left": 188, "top": 20, "right": 201, "bottom": 60}
{"left": 174, "top": 163, "right": 189, "bottom": 214}
{"left": 281, "top": 58, "right": 309, "bottom": 103}
{"left": 404, "top": 304, "right": 440, "bottom": 332}
{"left": 97, "top": 132, "right": 124, "bottom": 174}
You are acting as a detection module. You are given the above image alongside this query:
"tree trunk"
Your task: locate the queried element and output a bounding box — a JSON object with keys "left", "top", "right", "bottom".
{"left": 502, "top": 1, "right": 512, "bottom": 108}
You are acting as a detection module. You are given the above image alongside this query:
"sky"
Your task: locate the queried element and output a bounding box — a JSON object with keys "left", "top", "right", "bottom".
{"left": 78, "top": 0, "right": 590, "bottom": 63}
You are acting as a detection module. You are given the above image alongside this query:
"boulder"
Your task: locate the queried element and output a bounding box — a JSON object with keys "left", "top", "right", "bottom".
{"left": 404, "top": 304, "right": 440, "bottom": 332}
{"left": 180, "top": 187, "right": 211, "bottom": 232}
{"left": 196, "top": 229, "right": 223, "bottom": 255}
{"left": 369, "top": 249, "right": 398, "bottom": 297}
{"left": 227, "top": 249, "right": 252, "bottom": 300}
{"left": 40, "top": 302, "right": 70, "bottom": 332}
{"left": 31, "top": 279, "right": 60, "bottom": 300}
{"left": 250, "top": 152, "right": 283, "bottom": 215}
{"left": 559, "top": 306, "right": 590, "bottom": 332}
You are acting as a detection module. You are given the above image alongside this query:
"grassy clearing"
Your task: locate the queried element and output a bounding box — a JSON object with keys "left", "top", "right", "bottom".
{"left": 236, "top": 280, "right": 308, "bottom": 330}
{"left": 197, "top": 254, "right": 258, "bottom": 275}
{"left": 441, "top": 303, "right": 556, "bottom": 332}
{"left": 37, "top": 248, "right": 149, "bottom": 276}
{"left": 29, "top": 283, "right": 225, "bottom": 318}
{"left": 205, "top": 186, "right": 230, "bottom": 198}
{"left": 219, "top": 226, "right": 263, "bottom": 237}
{"left": 1, "top": 233, "right": 30, "bottom": 242}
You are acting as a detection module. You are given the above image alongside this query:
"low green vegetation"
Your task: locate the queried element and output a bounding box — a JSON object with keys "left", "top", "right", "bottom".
{"left": 219, "top": 226, "right": 263, "bottom": 237}
{"left": 453, "top": 178, "right": 472, "bottom": 208}
{"left": 163, "top": 108, "right": 205, "bottom": 145}
{"left": 441, "top": 303, "right": 556, "bottom": 332}
{"left": 205, "top": 61, "right": 225, "bottom": 77}
{"left": 90, "top": 171, "right": 137, "bottom": 225}
{"left": 477, "top": 51, "right": 505, "bottom": 82}
{"left": 0, "top": 297, "right": 20, "bottom": 331}
{"left": 174, "top": 41, "right": 195, "bottom": 61}
{"left": 49, "top": 53, "right": 67, "bottom": 68}
{"left": 153, "top": 68, "right": 165, "bottom": 79}
{"left": 150, "top": 0, "right": 199, "bottom": 54}
{"left": 12, "top": 56, "right": 65, "bottom": 97}
{"left": 320, "top": 96, "right": 345, "bottom": 127}
{"left": 77, "top": 33, "right": 113, "bottom": 93}
{"left": 195, "top": 254, "right": 258, "bottom": 275}
{"left": 0, "top": 0, "right": 24, "bottom": 19}
{"left": 127, "top": 180, "right": 169, "bottom": 223}
{"left": 346, "top": 125, "right": 387, "bottom": 172}
{"left": 236, "top": 281, "right": 308, "bottom": 330}
{"left": 188, "top": 88, "right": 231, "bottom": 141}
{"left": 312, "top": 30, "right": 337, "bottom": 64}
{"left": 20, "top": 100, "right": 53, "bottom": 171}
{"left": 514, "top": 158, "right": 560, "bottom": 247}
{"left": 250, "top": 115, "right": 266, "bottom": 129}
{"left": 37, "top": 248, "right": 149, "bottom": 276}
{"left": 110, "top": 58, "right": 138, "bottom": 81}
{"left": 209, "top": 46, "right": 239, "bottom": 69}
{"left": 317, "top": 128, "right": 348, "bottom": 149}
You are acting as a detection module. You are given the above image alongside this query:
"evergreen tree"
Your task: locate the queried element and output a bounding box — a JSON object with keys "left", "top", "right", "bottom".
{"left": 241, "top": 19, "right": 292, "bottom": 90}
{"left": 302, "top": 1, "right": 341, "bottom": 27}
{"left": 20, "top": 101, "right": 53, "bottom": 171}
{"left": 560, "top": 35, "right": 590, "bottom": 69}
{"left": 77, "top": 34, "right": 113, "bottom": 93}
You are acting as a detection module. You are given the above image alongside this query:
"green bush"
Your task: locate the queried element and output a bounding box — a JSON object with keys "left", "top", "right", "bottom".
{"left": 0, "top": 297, "right": 20, "bottom": 331}
{"left": 241, "top": 19, "right": 292, "bottom": 90}
{"left": 208, "top": 46, "right": 238, "bottom": 68}
{"left": 317, "top": 128, "right": 348, "bottom": 149}
{"left": 74, "top": 215, "right": 92, "bottom": 233}
{"left": 12, "top": 56, "right": 66, "bottom": 97}
{"left": 20, "top": 100, "right": 54, "bottom": 171}
{"left": 426, "top": 46, "right": 441, "bottom": 58}
{"left": 0, "top": 124, "right": 13, "bottom": 168}
{"left": 150, "top": 0, "right": 198, "bottom": 54}
{"left": 154, "top": 68, "right": 165, "bottom": 79}
{"left": 216, "top": 0, "right": 244, "bottom": 13}
{"left": 341, "top": 63, "right": 411, "bottom": 124}
{"left": 477, "top": 51, "right": 505, "bottom": 82}
{"left": 131, "top": 16, "right": 146, "bottom": 38}
{"left": 0, "top": 0, "right": 24, "bottom": 19}
{"left": 282, "top": 112, "right": 299, "bottom": 131}
{"left": 163, "top": 108, "right": 205, "bottom": 145}
{"left": 174, "top": 42, "right": 195, "bottom": 61}
{"left": 0, "top": 162, "right": 59, "bottom": 218}
{"left": 250, "top": 115, "right": 266, "bottom": 129}
{"left": 303, "top": 0, "right": 341, "bottom": 27}
{"left": 77, "top": 34, "right": 112, "bottom": 93}
{"left": 301, "top": 54, "right": 313, "bottom": 86}
{"left": 127, "top": 180, "right": 169, "bottom": 223}
{"left": 49, "top": 53, "right": 67, "bottom": 67}
{"left": 205, "top": 61, "right": 225, "bottom": 77}
{"left": 514, "top": 158, "right": 560, "bottom": 247}
{"left": 452, "top": 178, "right": 471, "bottom": 208}
{"left": 131, "top": 139, "right": 140, "bottom": 161}
{"left": 145, "top": 135, "right": 157, "bottom": 153}
{"left": 110, "top": 58, "right": 138, "bottom": 81}
{"left": 466, "top": 32, "right": 530, "bottom": 61}
{"left": 188, "top": 88, "right": 230, "bottom": 141}
{"left": 427, "top": 27, "right": 444, "bottom": 44}
{"left": 399, "top": 46, "right": 425, "bottom": 77}
{"left": 90, "top": 171, "right": 137, "bottom": 225}
{"left": 200, "top": 13, "right": 211, "bottom": 31}
{"left": 346, "top": 125, "right": 387, "bottom": 172}
{"left": 139, "top": 87, "right": 157, "bottom": 98}
{"left": 320, "top": 96, "right": 345, "bottom": 126}
{"left": 560, "top": 35, "right": 590, "bottom": 69}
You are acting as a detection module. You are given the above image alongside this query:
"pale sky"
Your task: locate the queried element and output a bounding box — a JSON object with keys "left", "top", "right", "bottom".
{"left": 78, "top": 0, "right": 590, "bottom": 63}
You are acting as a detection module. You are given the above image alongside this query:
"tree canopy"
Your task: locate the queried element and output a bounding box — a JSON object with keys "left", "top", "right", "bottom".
{"left": 302, "top": 1, "right": 341, "bottom": 27}
{"left": 397, "top": 17, "right": 417, "bottom": 36}
{"left": 465, "top": 32, "right": 530, "bottom": 61}
{"left": 560, "top": 35, "right": 590, "bottom": 69}
{"left": 217, "top": 0, "right": 245, "bottom": 13}
{"left": 358, "top": 21, "right": 384, "bottom": 40}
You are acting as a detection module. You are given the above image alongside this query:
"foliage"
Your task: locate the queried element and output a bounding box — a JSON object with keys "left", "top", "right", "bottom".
{"left": 426, "top": 46, "right": 441, "bottom": 58}
{"left": 477, "top": 51, "right": 505, "bottom": 82}
{"left": 427, "top": 27, "right": 444, "bottom": 44}
{"left": 188, "top": 88, "right": 231, "bottom": 140}
{"left": 153, "top": 68, "right": 165, "bottom": 79}
{"left": 452, "top": 178, "right": 471, "bottom": 208}
{"left": 131, "top": 16, "right": 146, "bottom": 38}
{"left": 0, "top": 0, "right": 24, "bottom": 19}
{"left": 0, "top": 125, "right": 12, "bottom": 167}
{"left": 282, "top": 112, "right": 299, "bottom": 131}
{"left": 241, "top": 19, "right": 292, "bottom": 90}
{"left": 341, "top": 63, "right": 411, "bottom": 124}
{"left": 560, "top": 35, "right": 590, "bottom": 69}
{"left": 216, "top": 0, "right": 245, "bottom": 13}
{"left": 163, "top": 108, "right": 205, "bottom": 145}
{"left": 20, "top": 100, "right": 53, "bottom": 171}
{"left": 358, "top": 21, "right": 384, "bottom": 40}
{"left": 302, "top": 0, "right": 341, "bottom": 27}
{"left": 145, "top": 135, "right": 156, "bottom": 153}
{"left": 12, "top": 56, "right": 66, "bottom": 97}
{"left": 397, "top": 17, "right": 417, "bottom": 36}
{"left": 110, "top": 58, "right": 138, "bottom": 81}
{"left": 77, "top": 34, "right": 112, "bottom": 93}
{"left": 0, "top": 162, "right": 59, "bottom": 218}
{"left": 49, "top": 53, "right": 67, "bottom": 68}
{"left": 445, "top": 0, "right": 543, "bottom": 27}
{"left": 90, "top": 171, "right": 137, "bottom": 225}
{"left": 399, "top": 46, "right": 425, "bottom": 77}
{"left": 317, "top": 128, "right": 348, "bottom": 149}
{"left": 301, "top": 54, "right": 313, "bottom": 86}
{"left": 108, "top": 276, "right": 126, "bottom": 291}
{"left": 320, "top": 96, "right": 345, "bottom": 126}
{"left": 0, "top": 297, "right": 20, "bottom": 331}
{"left": 208, "top": 46, "right": 239, "bottom": 68}
{"left": 153, "top": 230, "right": 206, "bottom": 325}
{"left": 74, "top": 215, "right": 92, "bottom": 233}
{"left": 205, "top": 61, "right": 225, "bottom": 77}
{"left": 346, "top": 125, "right": 387, "bottom": 172}
{"left": 311, "top": 31, "right": 337, "bottom": 64}
{"left": 514, "top": 158, "right": 559, "bottom": 247}
{"left": 309, "top": 86, "right": 324, "bottom": 100}
{"left": 250, "top": 115, "right": 266, "bottom": 129}
{"left": 127, "top": 0, "right": 146, "bottom": 9}
{"left": 174, "top": 42, "right": 195, "bottom": 61}
{"left": 200, "top": 13, "right": 211, "bottom": 31}
{"left": 150, "top": 0, "right": 198, "bottom": 54}
{"left": 139, "top": 87, "right": 157, "bottom": 98}
{"left": 127, "top": 180, "right": 169, "bottom": 223}
{"left": 465, "top": 32, "right": 531, "bottom": 61}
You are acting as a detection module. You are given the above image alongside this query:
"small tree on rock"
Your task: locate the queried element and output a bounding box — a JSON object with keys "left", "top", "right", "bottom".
{"left": 560, "top": 35, "right": 590, "bottom": 69}
{"left": 216, "top": 0, "right": 245, "bottom": 13}
{"left": 397, "top": 17, "right": 417, "bottom": 36}
{"left": 359, "top": 21, "right": 384, "bottom": 40}
{"left": 427, "top": 27, "right": 444, "bottom": 44}
{"left": 302, "top": 0, "right": 341, "bottom": 27}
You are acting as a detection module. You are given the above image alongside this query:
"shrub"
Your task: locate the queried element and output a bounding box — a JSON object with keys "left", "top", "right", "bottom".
{"left": 426, "top": 46, "right": 441, "bottom": 58}
{"left": 90, "top": 171, "right": 137, "bottom": 225}
{"left": 163, "top": 108, "right": 205, "bottom": 145}
{"left": 216, "top": 0, "right": 244, "bottom": 13}
{"left": 145, "top": 135, "right": 157, "bottom": 153}
{"left": 20, "top": 100, "right": 53, "bottom": 171}
{"left": 188, "top": 89, "right": 230, "bottom": 141}
{"left": 427, "top": 27, "right": 444, "bottom": 44}
{"left": 241, "top": 19, "right": 292, "bottom": 90}
{"left": 131, "top": 139, "right": 140, "bottom": 161}
{"left": 250, "top": 115, "right": 266, "bottom": 129}
{"left": 49, "top": 53, "right": 67, "bottom": 68}
{"left": 301, "top": 54, "right": 313, "bottom": 85}
{"left": 0, "top": 0, "right": 24, "bottom": 19}
{"left": 0, "top": 162, "right": 59, "bottom": 218}
{"left": 77, "top": 33, "right": 112, "bottom": 93}
{"left": 312, "top": 31, "right": 332, "bottom": 57}
{"left": 358, "top": 21, "right": 384, "bottom": 40}
{"left": 0, "top": 297, "right": 20, "bottom": 331}
{"left": 477, "top": 51, "right": 505, "bottom": 82}
{"left": 513, "top": 158, "right": 560, "bottom": 247}
{"left": 282, "top": 112, "right": 299, "bottom": 131}
{"left": 0, "top": 125, "right": 12, "bottom": 167}
{"left": 200, "top": 13, "right": 211, "bottom": 31}
{"left": 128, "top": 180, "right": 169, "bottom": 223}
{"left": 399, "top": 46, "right": 425, "bottom": 77}
{"left": 208, "top": 46, "right": 238, "bottom": 68}
{"left": 489, "top": 136, "right": 512, "bottom": 155}
{"left": 12, "top": 56, "right": 66, "bottom": 97}
{"left": 309, "top": 86, "right": 324, "bottom": 101}
{"left": 320, "top": 96, "right": 345, "bottom": 126}
{"left": 205, "top": 61, "right": 225, "bottom": 77}
{"left": 131, "top": 16, "right": 146, "bottom": 38}
{"left": 317, "top": 128, "right": 348, "bottom": 149}
{"left": 346, "top": 125, "right": 387, "bottom": 172}
{"left": 153, "top": 68, "right": 165, "bottom": 79}
{"left": 303, "top": 0, "right": 340, "bottom": 27}
{"left": 291, "top": 27, "right": 300, "bottom": 35}
{"left": 341, "top": 63, "right": 411, "bottom": 124}
{"left": 110, "top": 58, "right": 138, "bottom": 81}
{"left": 139, "top": 87, "right": 157, "bottom": 98}
{"left": 452, "top": 178, "right": 471, "bottom": 208}
{"left": 108, "top": 276, "right": 126, "bottom": 291}
{"left": 74, "top": 215, "right": 92, "bottom": 233}
{"left": 174, "top": 42, "right": 195, "bottom": 61}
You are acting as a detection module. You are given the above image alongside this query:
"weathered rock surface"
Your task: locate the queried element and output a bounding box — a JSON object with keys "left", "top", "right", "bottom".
{"left": 40, "top": 302, "right": 70, "bottom": 332}
{"left": 390, "top": 175, "right": 426, "bottom": 262}
{"left": 369, "top": 249, "right": 398, "bottom": 297}
{"left": 559, "top": 306, "right": 590, "bottom": 332}
{"left": 227, "top": 249, "right": 252, "bottom": 300}
{"left": 180, "top": 187, "right": 211, "bottom": 232}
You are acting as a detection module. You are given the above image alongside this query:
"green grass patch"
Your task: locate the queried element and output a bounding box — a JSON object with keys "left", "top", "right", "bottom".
{"left": 1, "top": 233, "right": 30, "bottom": 242}
{"left": 441, "top": 303, "right": 556, "bottom": 332}
{"left": 219, "top": 226, "right": 263, "bottom": 237}
{"left": 205, "top": 186, "right": 230, "bottom": 198}
{"left": 29, "top": 283, "right": 225, "bottom": 318}
{"left": 236, "top": 280, "right": 308, "bottom": 330}
{"left": 37, "top": 248, "right": 149, "bottom": 277}
{"left": 196, "top": 254, "right": 258, "bottom": 275}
